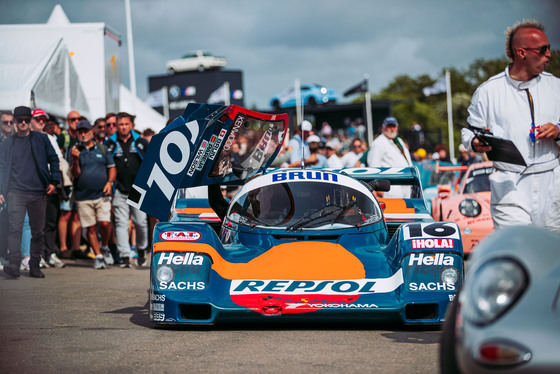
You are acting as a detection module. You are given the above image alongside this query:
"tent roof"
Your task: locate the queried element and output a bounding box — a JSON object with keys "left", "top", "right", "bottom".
{"left": 0, "top": 33, "right": 89, "bottom": 118}
{"left": 120, "top": 84, "right": 167, "bottom": 133}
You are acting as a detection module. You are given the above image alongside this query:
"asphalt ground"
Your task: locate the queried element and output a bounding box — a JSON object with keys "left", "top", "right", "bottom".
{"left": 0, "top": 258, "right": 443, "bottom": 374}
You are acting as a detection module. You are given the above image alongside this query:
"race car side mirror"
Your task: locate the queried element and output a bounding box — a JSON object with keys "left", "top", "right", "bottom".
{"left": 368, "top": 179, "right": 391, "bottom": 192}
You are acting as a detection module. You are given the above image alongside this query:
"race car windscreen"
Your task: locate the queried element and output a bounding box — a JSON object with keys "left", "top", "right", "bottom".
{"left": 463, "top": 167, "right": 492, "bottom": 193}
{"left": 208, "top": 112, "right": 285, "bottom": 180}
{"left": 227, "top": 182, "right": 382, "bottom": 230}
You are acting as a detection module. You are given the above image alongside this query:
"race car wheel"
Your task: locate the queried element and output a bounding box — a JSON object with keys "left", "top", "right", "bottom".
{"left": 307, "top": 97, "right": 317, "bottom": 107}
{"left": 272, "top": 100, "right": 281, "bottom": 111}
{"left": 440, "top": 296, "right": 462, "bottom": 374}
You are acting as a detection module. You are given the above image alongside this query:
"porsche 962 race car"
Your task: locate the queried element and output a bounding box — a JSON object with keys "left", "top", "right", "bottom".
{"left": 127, "top": 103, "right": 464, "bottom": 326}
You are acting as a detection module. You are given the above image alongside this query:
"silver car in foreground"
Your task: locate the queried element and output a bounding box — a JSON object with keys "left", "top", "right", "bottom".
{"left": 440, "top": 226, "right": 560, "bottom": 374}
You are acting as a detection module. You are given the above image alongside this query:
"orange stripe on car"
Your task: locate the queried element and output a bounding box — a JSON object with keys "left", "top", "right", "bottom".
{"left": 378, "top": 198, "right": 415, "bottom": 214}
{"left": 153, "top": 241, "right": 365, "bottom": 280}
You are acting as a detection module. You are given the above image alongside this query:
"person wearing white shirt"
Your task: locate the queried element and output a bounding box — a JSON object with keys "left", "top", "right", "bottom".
{"left": 367, "top": 116, "right": 412, "bottom": 197}
{"left": 340, "top": 138, "right": 364, "bottom": 167}
{"left": 462, "top": 20, "right": 560, "bottom": 232}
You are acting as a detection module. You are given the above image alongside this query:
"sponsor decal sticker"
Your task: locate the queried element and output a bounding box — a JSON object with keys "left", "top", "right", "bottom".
{"left": 153, "top": 312, "right": 165, "bottom": 321}
{"left": 151, "top": 293, "right": 165, "bottom": 301}
{"left": 410, "top": 238, "right": 454, "bottom": 249}
{"left": 408, "top": 253, "right": 454, "bottom": 266}
{"left": 187, "top": 140, "right": 209, "bottom": 176}
{"left": 409, "top": 282, "right": 455, "bottom": 291}
{"left": 159, "top": 281, "right": 206, "bottom": 290}
{"left": 272, "top": 171, "right": 339, "bottom": 183}
{"left": 230, "top": 269, "right": 403, "bottom": 295}
{"left": 157, "top": 252, "right": 205, "bottom": 266}
{"left": 403, "top": 222, "right": 460, "bottom": 240}
{"left": 151, "top": 303, "right": 164, "bottom": 312}
{"left": 160, "top": 231, "right": 201, "bottom": 241}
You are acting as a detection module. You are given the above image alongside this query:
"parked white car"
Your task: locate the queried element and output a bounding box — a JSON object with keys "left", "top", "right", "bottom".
{"left": 166, "top": 50, "right": 227, "bottom": 74}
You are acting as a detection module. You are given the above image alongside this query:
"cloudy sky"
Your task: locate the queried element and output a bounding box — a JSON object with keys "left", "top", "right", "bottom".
{"left": 2, "top": 0, "right": 559, "bottom": 109}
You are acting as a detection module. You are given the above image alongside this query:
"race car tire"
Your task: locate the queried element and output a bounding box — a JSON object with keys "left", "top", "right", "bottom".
{"left": 440, "top": 295, "right": 462, "bottom": 374}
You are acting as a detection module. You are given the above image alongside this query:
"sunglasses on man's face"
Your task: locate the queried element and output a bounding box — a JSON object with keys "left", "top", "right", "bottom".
{"left": 1, "top": 120, "right": 14, "bottom": 126}
{"left": 67, "top": 117, "right": 80, "bottom": 122}
{"left": 15, "top": 117, "right": 31, "bottom": 124}
{"left": 522, "top": 44, "right": 551, "bottom": 56}
{"left": 106, "top": 122, "right": 117, "bottom": 128}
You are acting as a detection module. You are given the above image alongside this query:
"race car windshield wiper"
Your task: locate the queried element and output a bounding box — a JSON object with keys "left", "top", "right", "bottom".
{"left": 286, "top": 202, "right": 357, "bottom": 232}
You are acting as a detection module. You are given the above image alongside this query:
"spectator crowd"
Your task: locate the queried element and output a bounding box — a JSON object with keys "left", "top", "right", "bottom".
{"left": 0, "top": 104, "right": 479, "bottom": 279}
{"left": 1, "top": 107, "right": 156, "bottom": 278}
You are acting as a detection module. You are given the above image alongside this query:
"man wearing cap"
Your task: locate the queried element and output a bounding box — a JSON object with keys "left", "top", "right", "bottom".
{"left": 58, "top": 110, "right": 83, "bottom": 260}
{"left": 70, "top": 120, "right": 116, "bottom": 269}
{"left": 0, "top": 106, "right": 60, "bottom": 278}
{"left": 325, "top": 141, "right": 343, "bottom": 168}
{"left": 31, "top": 109, "right": 66, "bottom": 268}
{"left": 367, "top": 116, "right": 412, "bottom": 167}
{"left": 306, "top": 135, "right": 329, "bottom": 168}
{"left": 367, "top": 116, "right": 412, "bottom": 197}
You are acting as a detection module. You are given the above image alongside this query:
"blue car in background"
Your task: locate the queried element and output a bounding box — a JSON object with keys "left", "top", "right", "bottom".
{"left": 270, "top": 83, "right": 338, "bottom": 110}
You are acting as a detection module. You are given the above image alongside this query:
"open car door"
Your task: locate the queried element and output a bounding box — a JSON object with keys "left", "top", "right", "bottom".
{"left": 127, "top": 104, "right": 288, "bottom": 221}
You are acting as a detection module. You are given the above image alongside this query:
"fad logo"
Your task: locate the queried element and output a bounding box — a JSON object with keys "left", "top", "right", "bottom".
{"left": 410, "top": 238, "right": 454, "bottom": 249}
{"left": 160, "top": 231, "right": 201, "bottom": 241}
{"left": 408, "top": 253, "right": 454, "bottom": 266}
{"left": 157, "top": 252, "right": 205, "bottom": 266}
{"left": 409, "top": 282, "right": 455, "bottom": 291}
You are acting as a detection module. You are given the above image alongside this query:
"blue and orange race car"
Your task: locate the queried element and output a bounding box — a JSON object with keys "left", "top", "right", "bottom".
{"left": 128, "top": 104, "right": 464, "bottom": 326}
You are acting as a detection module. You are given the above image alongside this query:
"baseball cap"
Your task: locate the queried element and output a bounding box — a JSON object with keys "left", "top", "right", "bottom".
{"left": 76, "top": 120, "right": 92, "bottom": 131}
{"left": 14, "top": 106, "right": 32, "bottom": 118}
{"left": 325, "top": 141, "right": 337, "bottom": 150}
{"left": 307, "top": 134, "right": 321, "bottom": 144}
{"left": 299, "top": 120, "right": 312, "bottom": 132}
{"left": 382, "top": 116, "right": 399, "bottom": 126}
{"left": 32, "top": 108, "right": 49, "bottom": 119}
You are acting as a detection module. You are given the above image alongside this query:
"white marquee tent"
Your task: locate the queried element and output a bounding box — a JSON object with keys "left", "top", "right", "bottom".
{"left": 0, "top": 5, "right": 166, "bottom": 132}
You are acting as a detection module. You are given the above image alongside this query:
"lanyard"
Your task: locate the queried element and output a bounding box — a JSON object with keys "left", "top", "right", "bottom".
{"left": 524, "top": 89, "right": 537, "bottom": 142}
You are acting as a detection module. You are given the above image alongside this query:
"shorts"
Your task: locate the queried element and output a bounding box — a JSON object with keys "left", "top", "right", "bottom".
{"left": 76, "top": 196, "right": 112, "bottom": 228}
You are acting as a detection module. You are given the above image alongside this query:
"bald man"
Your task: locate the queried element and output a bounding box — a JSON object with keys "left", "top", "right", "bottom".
{"left": 462, "top": 20, "right": 560, "bottom": 232}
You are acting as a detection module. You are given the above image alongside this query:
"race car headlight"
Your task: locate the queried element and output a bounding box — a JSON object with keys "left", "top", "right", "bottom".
{"left": 461, "top": 258, "right": 528, "bottom": 326}
{"left": 459, "top": 198, "right": 481, "bottom": 217}
{"left": 156, "top": 265, "right": 174, "bottom": 283}
{"left": 441, "top": 267, "right": 459, "bottom": 284}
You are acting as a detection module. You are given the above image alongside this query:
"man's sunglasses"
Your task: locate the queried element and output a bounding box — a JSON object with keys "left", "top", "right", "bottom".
{"left": 106, "top": 122, "right": 117, "bottom": 127}
{"left": 1, "top": 120, "right": 14, "bottom": 125}
{"left": 15, "top": 117, "right": 31, "bottom": 124}
{"left": 67, "top": 117, "right": 80, "bottom": 122}
{"left": 522, "top": 44, "right": 551, "bottom": 56}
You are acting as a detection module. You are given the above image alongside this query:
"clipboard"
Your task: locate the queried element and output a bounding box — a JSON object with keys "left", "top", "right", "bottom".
{"left": 475, "top": 133, "right": 527, "bottom": 166}
{"left": 458, "top": 124, "right": 527, "bottom": 166}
